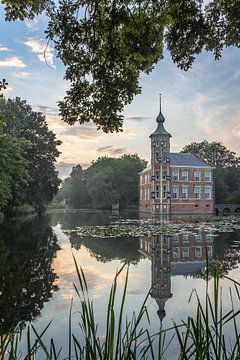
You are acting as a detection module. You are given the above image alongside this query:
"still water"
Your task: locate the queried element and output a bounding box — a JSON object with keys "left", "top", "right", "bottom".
{"left": 0, "top": 210, "right": 240, "bottom": 358}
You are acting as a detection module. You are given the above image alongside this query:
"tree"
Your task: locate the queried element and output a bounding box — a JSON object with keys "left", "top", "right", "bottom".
{"left": 0, "top": 97, "right": 61, "bottom": 214}
{"left": 182, "top": 140, "right": 240, "bottom": 168}
{"left": 57, "top": 154, "right": 147, "bottom": 209}
{"left": 0, "top": 111, "right": 29, "bottom": 210}
{"left": 68, "top": 165, "right": 91, "bottom": 208}
{"left": 181, "top": 140, "right": 240, "bottom": 203}
{"left": 2, "top": 0, "right": 240, "bottom": 132}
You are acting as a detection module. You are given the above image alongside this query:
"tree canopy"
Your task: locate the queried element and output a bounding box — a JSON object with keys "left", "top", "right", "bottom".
{"left": 56, "top": 154, "right": 147, "bottom": 209}
{"left": 0, "top": 97, "right": 61, "bottom": 214}
{"left": 182, "top": 140, "right": 240, "bottom": 168}
{"left": 2, "top": 0, "right": 240, "bottom": 132}
{"left": 182, "top": 140, "right": 240, "bottom": 203}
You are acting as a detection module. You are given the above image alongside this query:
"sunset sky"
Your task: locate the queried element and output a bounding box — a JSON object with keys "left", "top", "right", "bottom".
{"left": 1, "top": 5, "right": 240, "bottom": 178}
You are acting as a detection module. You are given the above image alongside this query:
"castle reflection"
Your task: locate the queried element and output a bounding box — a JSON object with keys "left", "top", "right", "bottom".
{"left": 139, "top": 230, "right": 214, "bottom": 323}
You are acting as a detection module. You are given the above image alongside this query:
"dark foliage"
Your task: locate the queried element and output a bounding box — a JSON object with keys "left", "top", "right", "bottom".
{"left": 2, "top": 0, "right": 240, "bottom": 132}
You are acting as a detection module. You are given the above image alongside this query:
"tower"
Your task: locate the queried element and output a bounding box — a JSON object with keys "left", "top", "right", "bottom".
{"left": 150, "top": 234, "right": 172, "bottom": 325}
{"left": 149, "top": 95, "right": 172, "bottom": 214}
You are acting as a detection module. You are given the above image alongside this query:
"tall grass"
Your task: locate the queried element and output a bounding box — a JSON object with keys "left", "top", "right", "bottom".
{"left": 174, "top": 264, "right": 240, "bottom": 359}
{"left": 1, "top": 259, "right": 240, "bottom": 359}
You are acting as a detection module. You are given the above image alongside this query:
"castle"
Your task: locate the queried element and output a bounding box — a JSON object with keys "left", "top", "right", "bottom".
{"left": 139, "top": 99, "right": 215, "bottom": 214}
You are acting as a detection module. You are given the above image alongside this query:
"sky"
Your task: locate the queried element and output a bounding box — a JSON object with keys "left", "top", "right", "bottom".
{"left": 0, "top": 5, "right": 240, "bottom": 178}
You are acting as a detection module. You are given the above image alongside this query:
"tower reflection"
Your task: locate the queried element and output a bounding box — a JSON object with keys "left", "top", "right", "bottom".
{"left": 139, "top": 229, "right": 214, "bottom": 323}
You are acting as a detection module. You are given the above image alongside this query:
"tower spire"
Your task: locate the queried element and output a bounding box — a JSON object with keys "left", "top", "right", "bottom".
{"left": 159, "top": 93, "right": 162, "bottom": 112}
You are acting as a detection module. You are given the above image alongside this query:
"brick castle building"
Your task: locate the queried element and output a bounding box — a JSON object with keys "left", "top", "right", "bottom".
{"left": 139, "top": 101, "right": 215, "bottom": 214}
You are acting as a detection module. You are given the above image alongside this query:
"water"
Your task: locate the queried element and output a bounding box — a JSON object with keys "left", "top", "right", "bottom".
{"left": 0, "top": 210, "right": 240, "bottom": 358}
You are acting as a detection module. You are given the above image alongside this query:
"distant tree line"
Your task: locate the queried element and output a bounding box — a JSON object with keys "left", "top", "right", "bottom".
{"left": 182, "top": 140, "right": 240, "bottom": 204}
{"left": 55, "top": 155, "right": 147, "bottom": 209}
{"left": 0, "top": 97, "right": 61, "bottom": 216}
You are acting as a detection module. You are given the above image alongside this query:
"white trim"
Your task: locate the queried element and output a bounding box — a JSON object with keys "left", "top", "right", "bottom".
{"left": 170, "top": 165, "right": 214, "bottom": 169}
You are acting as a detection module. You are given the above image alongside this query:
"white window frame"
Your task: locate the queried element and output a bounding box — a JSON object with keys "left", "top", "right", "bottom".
{"left": 182, "top": 247, "right": 189, "bottom": 258}
{"left": 195, "top": 230, "right": 201, "bottom": 241}
{"left": 194, "top": 186, "right": 201, "bottom": 199}
{"left": 205, "top": 186, "right": 212, "bottom": 200}
{"left": 173, "top": 247, "right": 180, "bottom": 258}
{"left": 204, "top": 170, "right": 211, "bottom": 182}
{"left": 182, "top": 233, "right": 189, "bottom": 242}
{"left": 195, "top": 246, "right": 202, "bottom": 257}
{"left": 194, "top": 170, "right": 201, "bottom": 182}
{"left": 172, "top": 169, "right": 179, "bottom": 181}
{"left": 182, "top": 170, "right": 189, "bottom": 182}
{"left": 172, "top": 186, "right": 179, "bottom": 199}
{"left": 182, "top": 186, "right": 189, "bottom": 200}
{"left": 207, "top": 245, "right": 212, "bottom": 257}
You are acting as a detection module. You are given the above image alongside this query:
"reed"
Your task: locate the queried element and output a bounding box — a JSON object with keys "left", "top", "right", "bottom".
{"left": 1, "top": 258, "right": 240, "bottom": 359}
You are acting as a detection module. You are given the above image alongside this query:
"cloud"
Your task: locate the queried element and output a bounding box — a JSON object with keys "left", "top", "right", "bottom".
{"left": 0, "top": 45, "right": 11, "bottom": 52}
{"left": 0, "top": 56, "right": 26, "bottom": 68}
{"left": 97, "top": 145, "right": 126, "bottom": 156}
{"left": 126, "top": 116, "right": 151, "bottom": 121}
{"left": 232, "top": 124, "right": 240, "bottom": 138}
{"left": 13, "top": 71, "right": 31, "bottom": 78}
{"left": 34, "top": 104, "right": 58, "bottom": 117}
{"left": 232, "top": 70, "right": 240, "bottom": 80}
{"left": 24, "top": 38, "right": 55, "bottom": 67}
{"left": 25, "top": 18, "right": 39, "bottom": 31}
{"left": 55, "top": 161, "right": 91, "bottom": 179}
{"left": 55, "top": 162, "right": 75, "bottom": 179}
{"left": 2, "top": 86, "right": 13, "bottom": 95}
{"left": 60, "top": 124, "right": 103, "bottom": 140}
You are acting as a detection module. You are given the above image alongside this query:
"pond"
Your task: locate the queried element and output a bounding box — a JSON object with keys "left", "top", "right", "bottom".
{"left": 1, "top": 210, "right": 240, "bottom": 358}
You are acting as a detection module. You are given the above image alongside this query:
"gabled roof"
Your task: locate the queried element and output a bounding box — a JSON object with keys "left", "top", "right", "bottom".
{"left": 169, "top": 153, "right": 213, "bottom": 168}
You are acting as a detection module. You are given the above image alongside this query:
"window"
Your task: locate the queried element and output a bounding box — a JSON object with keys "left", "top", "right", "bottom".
{"left": 182, "top": 186, "right": 188, "bottom": 200}
{"left": 194, "top": 186, "right": 201, "bottom": 199}
{"left": 155, "top": 170, "right": 159, "bottom": 179}
{"left": 206, "top": 231, "right": 212, "bottom": 241}
{"left": 207, "top": 245, "right": 212, "bottom": 257}
{"left": 155, "top": 151, "right": 159, "bottom": 162}
{"left": 173, "top": 247, "right": 180, "bottom": 258}
{"left": 155, "top": 185, "right": 159, "bottom": 199}
{"left": 172, "top": 186, "right": 179, "bottom": 199}
{"left": 194, "top": 170, "right": 201, "bottom": 181}
{"left": 182, "top": 233, "right": 189, "bottom": 242}
{"left": 205, "top": 186, "right": 212, "bottom": 199}
{"left": 195, "top": 230, "right": 201, "bottom": 241}
{"left": 163, "top": 170, "right": 167, "bottom": 180}
{"left": 183, "top": 247, "right": 189, "bottom": 258}
{"left": 144, "top": 188, "right": 147, "bottom": 200}
{"left": 173, "top": 234, "right": 179, "bottom": 243}
{"left": 195, "top": 246, "right": 202, "bottom": 257}
{"left": 172, "top": 169, "right": 179, "bottom": 181}
{"left": 182, "top": 170, "right": 189, "bottom": 181}
{"left": 204, "top": 170, "right": 211, "bottom": 182}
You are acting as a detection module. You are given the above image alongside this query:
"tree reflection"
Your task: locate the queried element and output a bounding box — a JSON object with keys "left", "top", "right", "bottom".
{"left": 0, "top": 216, "right": 60, "bottom": 332}
{"left": 70, "top": 233, "right": 143, "bottom": 264}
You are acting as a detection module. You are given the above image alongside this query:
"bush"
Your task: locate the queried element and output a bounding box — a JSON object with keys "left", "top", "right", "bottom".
{"left": 14, "top": 204, "right": 35, "bottom": 216}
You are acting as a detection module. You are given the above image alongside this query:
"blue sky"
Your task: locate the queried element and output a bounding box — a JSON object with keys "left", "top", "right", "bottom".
{"left": 1, "top": 5, "right": 240, "bottom": 178}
